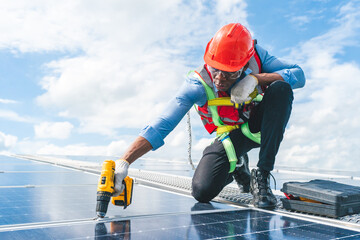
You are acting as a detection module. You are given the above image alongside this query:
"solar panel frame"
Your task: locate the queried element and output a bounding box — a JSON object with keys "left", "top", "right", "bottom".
{"left": 1, "top": 155, "right": 360, "bottom": 239}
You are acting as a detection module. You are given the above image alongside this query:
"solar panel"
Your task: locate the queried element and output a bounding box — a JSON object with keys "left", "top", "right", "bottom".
{"left": 1, "top": 209, "right": 359, "bottom": 239}
{"left": 0, "top": 171, "right": 98, "bottom": 186}
{"left": 0, "top": 155, "right": 359, "bottom": 239}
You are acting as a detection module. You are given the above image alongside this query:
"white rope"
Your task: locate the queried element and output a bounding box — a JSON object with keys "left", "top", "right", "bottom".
{"left": 186, "top": 111, "right": 196, "bottom": 170}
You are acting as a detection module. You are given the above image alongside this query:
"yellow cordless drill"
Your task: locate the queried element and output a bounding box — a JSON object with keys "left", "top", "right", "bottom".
{"left": 96, "top": 160, "right": 134, "bottom": 218}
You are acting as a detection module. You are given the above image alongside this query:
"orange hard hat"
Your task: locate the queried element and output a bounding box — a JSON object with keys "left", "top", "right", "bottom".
{"left": 204, "top": 23, "right": 255, "bottom": 72}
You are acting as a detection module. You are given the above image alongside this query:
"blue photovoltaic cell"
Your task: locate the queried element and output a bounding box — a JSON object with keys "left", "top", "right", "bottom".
{"left": 0, "top": 171, "right": 98, "bottom": 186}
{"left": 0, "top": 209, "right": 359, "bottom": 239}
{"left": 1, "top": 155, "right": 360, "bottom": 239}
{"left": 0, "top": 185, "right": 97, "bottom": 226}
{"left": 0, "top": 184, "right": 233, "bottom": 226}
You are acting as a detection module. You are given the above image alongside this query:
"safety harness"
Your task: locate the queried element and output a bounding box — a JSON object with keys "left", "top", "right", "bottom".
{"left": 190, "top": 40, "right": 266, "bottom": 173}
{"left": 193, "top": 71, "right": 262, "bottom": 173}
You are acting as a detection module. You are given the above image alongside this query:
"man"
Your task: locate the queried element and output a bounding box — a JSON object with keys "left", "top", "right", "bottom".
{"left": 113, "top": 23, "right": 305, "bottom": 209}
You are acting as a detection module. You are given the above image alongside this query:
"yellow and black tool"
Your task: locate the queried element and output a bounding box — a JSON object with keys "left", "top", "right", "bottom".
{"left": 96, "top": 160, "right": 134, "bottom": 218}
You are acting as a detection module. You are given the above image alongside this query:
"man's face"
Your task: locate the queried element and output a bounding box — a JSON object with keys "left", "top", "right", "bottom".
{"left": 208, "top": 66, "right": 242, "bottom": 91}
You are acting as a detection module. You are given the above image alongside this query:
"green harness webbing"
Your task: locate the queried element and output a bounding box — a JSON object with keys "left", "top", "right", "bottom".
{"left": 241, "top": 122, "right": 261, "bottom": 144}
{"left": 193, "top": 71, "right": 262, "bottom": 173}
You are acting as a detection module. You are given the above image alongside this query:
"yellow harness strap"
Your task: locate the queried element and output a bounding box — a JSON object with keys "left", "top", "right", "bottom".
{"left": 207, "top": 92, "right": 259, "bottom": 109}
{"left": 208, "top": 97, "right": 240, "bottom": 108}
{"left": 216, "top": 125, "right": 240, "bottom": 136}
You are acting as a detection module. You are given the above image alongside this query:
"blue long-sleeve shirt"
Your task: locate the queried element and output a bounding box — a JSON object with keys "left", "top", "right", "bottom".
{"left": 140, "top": 44, "right": 306, "bottom": 150}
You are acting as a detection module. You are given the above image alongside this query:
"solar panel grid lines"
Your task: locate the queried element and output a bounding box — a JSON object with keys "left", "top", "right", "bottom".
{"left": 1, "top": 155, "right": 360, "bottom": 239}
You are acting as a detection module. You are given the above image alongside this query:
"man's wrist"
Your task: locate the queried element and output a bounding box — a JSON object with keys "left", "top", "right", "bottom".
{"left": 251, "top": 73, "right": 283, "bottom": 86}
{"left": 119, "top": 158, "right": 129, "bottom": 164}
{"left": 249, "top": 74, "right": 259, "bottom": 84}
{"left": 116, "top": 159, "right": 130, "bottom": 167}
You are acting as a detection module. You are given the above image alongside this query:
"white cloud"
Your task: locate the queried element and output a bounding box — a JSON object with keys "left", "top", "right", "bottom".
{"left": 0, "top": 1, "right": 250, "bottom": 158}
{"left": 107, "top": 140, "right": 129, "bottom": 156}
{"left": 5, "top": 0, "right": 359, "bottom": 173}
{"left": 289, "top": 15, "right": 311, "bottom": 27}
{"left": 194, "top": 137, "right": 213, "bottom": 151}
{"left": 0, "top": 1, "right": 250, "bottom": 136}
{"left": 0, "top": 131, "right": 17, "bottom": 150}
{"left": 0, "top": 98, "right": 17, "bottom": 104}
{"left": 0, "top": 109, "right": 32, "bottom": 122}
{"left": 215, "top": 0, "right": 248, "bottom": 24}
{"left": 14, "top": 139, "right": 128, "bottom": 157}
{"left": 0, "top": 1, "right": 94, "bottom": 52}
{"left": 36, "top": 143, "right": 107, "bottom": 156}
{"left": 169, "top": 131, "right": 187, "bottom": 147}
{"left": 276, "top": 1, "right": 360, "bottom": 171}
{"left": 34, "top": 121, "right": 74, "bottom": 139}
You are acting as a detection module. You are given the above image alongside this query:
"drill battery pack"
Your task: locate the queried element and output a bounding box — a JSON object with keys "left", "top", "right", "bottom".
{"left": 281, "top": 179, "right": 360, "bottom": 218}
{"left": 111, "top": 176, "right": 134, "bottom": 209}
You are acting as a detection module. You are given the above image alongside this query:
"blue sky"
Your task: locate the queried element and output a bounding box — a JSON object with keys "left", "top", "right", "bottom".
{"left": 0, "top": 0, "right": 359, "bottom": 170}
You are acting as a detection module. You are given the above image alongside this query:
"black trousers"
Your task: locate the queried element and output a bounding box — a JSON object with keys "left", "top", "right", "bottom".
{"left": 192, "top": 81, "right": 294, "bottom": 202}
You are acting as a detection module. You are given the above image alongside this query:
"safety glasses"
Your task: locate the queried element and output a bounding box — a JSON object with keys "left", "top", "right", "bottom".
{"left": 207, "top": 66, "right": 243, "bottom": 80}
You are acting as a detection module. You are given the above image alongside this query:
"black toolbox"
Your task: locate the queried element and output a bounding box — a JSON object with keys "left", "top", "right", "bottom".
{"left": 281, "top": 179, "right": 360, "bottom": 218}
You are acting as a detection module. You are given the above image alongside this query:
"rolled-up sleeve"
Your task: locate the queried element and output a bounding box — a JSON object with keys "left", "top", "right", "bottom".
{"left": 139, "top": 75, "right": 206, "bottom": 150}
{"left": 256, "top": 45, "right": 306, "bottom": 89}
{"left": 139, "top": 125, "right": 164, "bottom": 150}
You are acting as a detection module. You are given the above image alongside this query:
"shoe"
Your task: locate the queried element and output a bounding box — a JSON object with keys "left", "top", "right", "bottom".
{"left": 250, "top": 168, "right": 277, "bottom": 209}
{"left": 233, "top": 154, "right": 250, "bottom": 193}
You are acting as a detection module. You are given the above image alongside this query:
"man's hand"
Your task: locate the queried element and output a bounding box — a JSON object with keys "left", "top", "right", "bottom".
{"left": 230, "top": 74, "right": 258, "bottom": 105}
{"left": 113, "top": 159, "right": 129, "bottom": 197}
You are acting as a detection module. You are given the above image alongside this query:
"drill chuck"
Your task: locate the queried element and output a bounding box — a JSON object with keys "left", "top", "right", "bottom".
{"left": 96, "top": 191, "right": 112, "bottom": 218}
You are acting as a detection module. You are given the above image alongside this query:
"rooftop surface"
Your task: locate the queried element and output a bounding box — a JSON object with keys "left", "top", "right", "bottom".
{"left": 1, "top": 154, "right": 360, "bottom": 239}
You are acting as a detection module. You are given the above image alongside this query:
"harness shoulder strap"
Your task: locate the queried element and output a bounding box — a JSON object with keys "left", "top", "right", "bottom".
{"left": 193, "top": 71, "right": 224, "bottom": 127}
{"left": 193, "top": 69, "right": 238, "bottom": 173}
{"left": 196, "top": 66, "right": 213, "bottom": 87}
